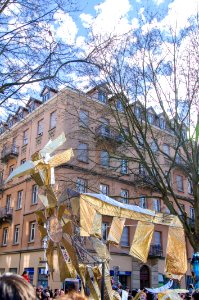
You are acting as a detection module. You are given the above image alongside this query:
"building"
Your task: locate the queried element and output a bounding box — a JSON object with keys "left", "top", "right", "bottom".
{"left": 0, "top": 85, "right": 194, "bottom": 289}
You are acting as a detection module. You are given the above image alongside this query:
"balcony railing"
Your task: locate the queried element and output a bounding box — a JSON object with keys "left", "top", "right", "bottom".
{"left": 1, "top": 145, "right": 19, "bottom": 163}
{"left": 149, "top": 244, "right": 163, "bottom": 257}
{"left": 134, "top": 172, "right": 156, "bottom": 188}
{"left": 0, "top": 207, "right": 13, "bottom": 223}
{"left": 95, "top": 125, "right": 123, "bottom": 144}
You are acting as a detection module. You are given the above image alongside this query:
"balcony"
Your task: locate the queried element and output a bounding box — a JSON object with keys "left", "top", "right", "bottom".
{"left": 134, "top": 172, "right": 157, "bottom": 190}
{"left": 0, "top": 207, "right": 13, "bottom": 224}
{"left": 1, "top": 145, "right": 19, "bottom": 163}
{"left": 95, "top": 125, "right": 123, "bottom": 144}
{"left": 149, "top": 244, "right": 163, "bottom": 258}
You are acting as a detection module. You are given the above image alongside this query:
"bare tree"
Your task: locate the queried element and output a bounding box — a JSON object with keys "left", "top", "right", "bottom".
{"left": 0, "top": 0, "right": 90, "bottom": 115}
{"left": 65, "top": 17, "right": 199, "bottom": 252}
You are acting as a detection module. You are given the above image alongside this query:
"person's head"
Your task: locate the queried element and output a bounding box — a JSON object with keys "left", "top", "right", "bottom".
{"left": 57, "top": 293, "right": 87, "bottom": 300}
{"left": 138, "top": 292, "right": 147, "bottom": 300}
{"left": 192, "top": 292, "right": 199, "bottom": 300}
{"left": 60, "top": 289, "right": 65, "bottom": 296}
{"left": 22, "top": 271, "right": 28, "bottom": 276}
{"left": 45, "top": 291, "right": 50, "bottom": 299}
{"left": 0, "top": 273, "right": 35, "bottom": 300}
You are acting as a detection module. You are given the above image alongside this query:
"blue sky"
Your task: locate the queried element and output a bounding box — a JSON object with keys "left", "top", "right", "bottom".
{"left": 1, "top": 0, "right": 199, "bottom": 120}
{"left": 52, "top": 0, "right": 199, "bottom": 45}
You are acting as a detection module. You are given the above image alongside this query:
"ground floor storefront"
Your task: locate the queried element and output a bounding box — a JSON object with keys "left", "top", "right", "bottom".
{"left": 0, "top": 251, "right": 191, "bottom": 290}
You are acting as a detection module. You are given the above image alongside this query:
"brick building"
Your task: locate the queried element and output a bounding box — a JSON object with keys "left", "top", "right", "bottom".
{"left": 0, "top": 85, "right": 194, "bottom": 289}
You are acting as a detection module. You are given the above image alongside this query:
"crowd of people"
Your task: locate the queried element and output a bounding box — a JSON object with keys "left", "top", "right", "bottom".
{"left": 111, "top": 283, "right": 199, "bottom": 300}
{"left": 1, "top": 271, "right": 199, "bottom": 300}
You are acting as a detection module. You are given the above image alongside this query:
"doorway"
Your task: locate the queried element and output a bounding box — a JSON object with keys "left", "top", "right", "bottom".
{"left": 140, "top": 265, "right": 150, "bottom": 289}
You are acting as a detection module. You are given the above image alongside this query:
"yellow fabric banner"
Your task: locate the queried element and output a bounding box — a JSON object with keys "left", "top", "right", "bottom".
{"left": 165, "top": 227, "right": 187, "bottom": 276}
{"left": 129, "top": 221, "right": 154, "bottom": 263}
{"left": 107, "top": 217, "right": 126, "bottom": 245}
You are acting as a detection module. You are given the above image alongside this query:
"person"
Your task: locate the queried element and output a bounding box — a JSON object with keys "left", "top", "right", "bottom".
{"left": 192, "top": 292, "right": 199, "bottom": 300}
{"left": 134, "top": 291, "right": 147, "bottom": 300}
{"left": 57, "top": 293, "right": 87, "bottom": 299}
{"left": 36, "top": 287, "right": 42, "bottom": 300}
{"left": 0, "top": 272, "right": 35, "bottom": 300}
{"left": 21, "top": 270, "right": 30, "bottom": 283}
{"left": 59, "top": 289, "right": 65, "bottom": 297}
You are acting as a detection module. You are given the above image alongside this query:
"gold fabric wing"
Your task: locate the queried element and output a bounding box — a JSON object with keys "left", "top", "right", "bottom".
{"left": 165, "top": 227, "right": 187, "bottom": 277}
{"left": 129, "top": 221, "right": 154, "bottom": 263}
{"left": 107, "top": 217, "right": 126, "bottom": 245}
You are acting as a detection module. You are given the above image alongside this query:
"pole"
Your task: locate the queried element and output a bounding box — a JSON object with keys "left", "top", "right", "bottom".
{"left": 101, "top": 261, "right": 105, "bottom": 300}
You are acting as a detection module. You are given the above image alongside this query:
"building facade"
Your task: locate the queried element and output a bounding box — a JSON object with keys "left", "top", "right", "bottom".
{"left": 0, "top": 86, "right": 194, "bottom": 289}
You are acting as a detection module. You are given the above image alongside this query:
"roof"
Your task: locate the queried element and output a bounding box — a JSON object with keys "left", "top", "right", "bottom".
{"left": 40, "top": 85, "right": 58, "bottom": 96}
{"left": 27, "top": 97, "right": 42, "bottom": 106}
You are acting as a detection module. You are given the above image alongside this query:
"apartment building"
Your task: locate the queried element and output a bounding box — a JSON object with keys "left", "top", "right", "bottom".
{"left": 0, "top": 85, "right": 194, "bottom": 289}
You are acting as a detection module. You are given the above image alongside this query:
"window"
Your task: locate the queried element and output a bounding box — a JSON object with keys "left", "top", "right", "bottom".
{"left": 137, "top": 135, "right": 144, "bottom": 148}
{"left": 32, "top": 185, "right": 38, "bottom": 205}
{"left": 13, "top": 225, "right": 20, "bottom": 244}
{"left": 150, "top": 140, "right": 158, "bottom": 153}
{"left": 29, "top": 222, "right": 36, "bottom": 242}
{"left": 116, "top": 100, "right": 124, "bottom": 112}
{"left": 0, "top": 268, "right": 5, "bottom": 274}
{"left": 77, "top": 143, "right": 88, "bottom": 163}
{"left": 28, "top": 102, "right": 35, "bottom": 113}
{"left": 121, "top": 189, "right": 129, "bottom": 204}
{"left": 9, "top": 268, "right": 17, "bottom": 274}
{"left": 0, "top": 171, "right": 3, "bottom": 183}
{"left": 100, "top": 151, "right": 109, "bottom": 167}
{"left": 99, "top": 118, "right": 110, "bottom": 137}
{"left": 176, "top": 175, "right": 184, "bottom": 192}
{"left": 139, "top": 164, "right": 146, "bottom": 176}
{"left": 2, "top": 228, "right": 8, "bottom": 246}
{"left": 176, "top": 152, "right": 182, "bottom": 164}
{"left": 139, "top": 195, "right": 147, "bottom": 208}
{"left": 16, "top": 190, "right": 23, "bottom": 209}
{"left": 8, "top": 118, "right": 14, "bottom": 128}
{"left": 153, "top": 199, "right": 161, "bottom": 212}
{"left": 190, "top": 207, "right": 195, "bottom": 220}
{"left": 121, "top": 159, "right": 128, "bottom": 174}
{"left": 147, "top": 113, "right": 155, "bottom": 124}
{"left": 98, "top": 91, "right": 106, "bottom": 103}
{"left": 79, "top": 110, "right": 89, "bottom": 128}
{"left": 6, "top": 195, "right": 11, "bottom": 213}
{"left": 102, "top": 223, "right": 108, "bottom": 240}
{"left": 188, "top": 180, "right": 193, "bottom": 194}
{"left": 159, "top": 118, "right": 166, "bottom": 129}
{"left": 20, "top": 159, "right": 26, "bottom": 165}
{"left": 121, "top": 227, "right": 129, "bottom": 247}
{"left": 163, "top": 144, "right": 170, "bottom": 156}
{"left": 134, "top": 106, "right": 141, "bottom": 119}
{"left": 50, "top": 111, "right": 56, "bottom": 129}
{"left": 37, "top": 119, "right": 44, "bottom": 136}
{"left": 43, "top": 92, "right": 50, "bottom": 102}
{"left": 23, "top": 129, "right": 28, "bottom": 145}
{"left": 154, "top": 231, "right": 162, "bottom": 246}
{"left": 25, "top": 268, "right": 34, "bottom": 284}
{"left": 38, "top": 267, "right": 48, "bottom": 287}
{"left": 165, "top": 171, "right": 171, "bottom": 187}
{"left": 18, "top": 110, "right": 24, "bottom": 121}
{"left": 76, "top": 178, "right": 87, "bottom": 193}
{"left": 9, "top": 165, "right": 14, "bottom": 175}
{"left": 100, "top": 184, "right": 109, "bottom": 195}
{"left": 179, "top": 204, "right": 185, "bottom": 216}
